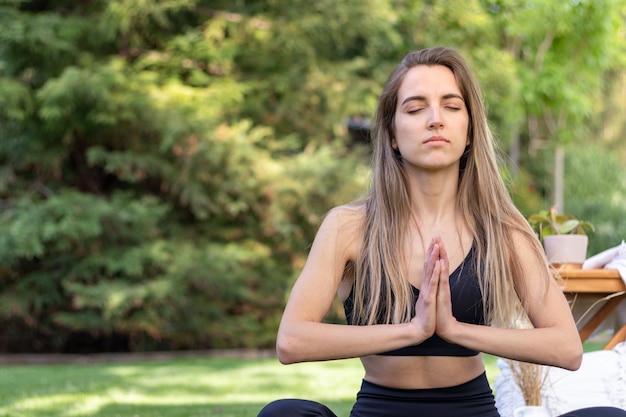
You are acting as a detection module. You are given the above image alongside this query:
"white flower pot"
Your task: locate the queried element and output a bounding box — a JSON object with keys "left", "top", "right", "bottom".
{"left": 543, "top": 234, "right": 588, "bottom": 267}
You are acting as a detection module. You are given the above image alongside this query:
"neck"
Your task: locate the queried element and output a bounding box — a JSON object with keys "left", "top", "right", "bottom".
{"left": 407, "top": 170, "right": 460, "bottom": 225}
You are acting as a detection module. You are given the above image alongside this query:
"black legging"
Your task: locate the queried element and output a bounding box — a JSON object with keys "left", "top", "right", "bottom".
{"left": 258, "top": 399, "right": 337, "bottom": 417}
{"left": 258, "top": 400, "right": 626, "bottom": 417}
{"left": 257, "top": 373, "right": 626, "bottom": 417}
{"left": 259, "top": 373, "right": 499, "bottom": 417}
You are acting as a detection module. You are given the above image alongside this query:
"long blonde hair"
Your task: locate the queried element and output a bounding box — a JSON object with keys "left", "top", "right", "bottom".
{"left": 352, "top": 46, "right": 548, "bottom": 328}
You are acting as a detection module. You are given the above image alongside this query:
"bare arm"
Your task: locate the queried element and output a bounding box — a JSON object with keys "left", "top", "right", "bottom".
{"left": 276, "top": 206, "right": 439, "bottom": 364}
{"left": 435, "top": 232, "right": 583, "bottom": 370}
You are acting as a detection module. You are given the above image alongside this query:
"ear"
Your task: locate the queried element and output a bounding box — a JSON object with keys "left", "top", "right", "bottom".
{"left": 391, "top": 138, "right": 402, "bottom": 159}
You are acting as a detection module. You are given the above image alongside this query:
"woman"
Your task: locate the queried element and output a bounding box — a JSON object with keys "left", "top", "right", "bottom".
{"left": 257, "top": 47, "right": 625, "bottom": 417}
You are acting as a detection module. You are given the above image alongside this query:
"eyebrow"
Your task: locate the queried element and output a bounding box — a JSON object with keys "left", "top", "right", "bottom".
{"left": 401, "top": 93, "right": 464, "bottom": 106}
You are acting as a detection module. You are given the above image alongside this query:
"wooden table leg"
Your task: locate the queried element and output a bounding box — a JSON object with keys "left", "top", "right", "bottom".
{"left": 603, "top": 324, "right": 626, "bottom": 350}
{"left": 577, "top": 296, "right": 624, "bottom": 343}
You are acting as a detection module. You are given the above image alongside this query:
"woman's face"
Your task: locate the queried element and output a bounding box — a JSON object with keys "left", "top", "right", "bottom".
{"left": 392, "top": 65, "right": 469, "bottom": 173}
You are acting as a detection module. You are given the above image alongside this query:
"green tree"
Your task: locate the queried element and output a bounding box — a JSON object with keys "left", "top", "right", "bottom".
{"left": 487, "top": 0, "right": 625, "bottom": 210}
{"left": 0, "top": 0, "right": 367, "bottom": 352}
{"left": 0, "top": 0, "right": 624, "bottom": 352}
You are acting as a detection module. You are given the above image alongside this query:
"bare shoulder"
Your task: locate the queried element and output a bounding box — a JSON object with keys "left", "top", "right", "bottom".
{"left": 320, "top": 204, "right": 365, "bottom": 259}
{"left": 321, "top": 204, "right": 366, "bottom": 238}
{"left": 325, "top": 203, "right": 366, "bottom": 227}
{"left": 509, "top": 228, "right": 552, "bottom": 292}
{"left": 324, "top": 204, "right": 365, "bottom": 299}
{"left": 510, "top": 228, "right": 535, "bottom": 252}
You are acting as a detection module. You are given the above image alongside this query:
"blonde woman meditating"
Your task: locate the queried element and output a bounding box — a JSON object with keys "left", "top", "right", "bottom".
{"left": 257, "top": 46, "right": 626, "bottom": 417}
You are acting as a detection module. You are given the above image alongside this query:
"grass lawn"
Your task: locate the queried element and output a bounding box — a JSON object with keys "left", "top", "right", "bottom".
{"left": 0, "top": 342, "right": 606, "bottom": 417}
{"left": 0, "top": 354, "right": 495, "bottom": 417}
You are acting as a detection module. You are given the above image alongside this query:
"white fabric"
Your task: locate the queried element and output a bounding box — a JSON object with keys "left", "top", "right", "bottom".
{"left": 494, "top": 342, "right": 626, "bottom": 417}
{"left": 583, "top": 240, "right": 626, "bottom": 284}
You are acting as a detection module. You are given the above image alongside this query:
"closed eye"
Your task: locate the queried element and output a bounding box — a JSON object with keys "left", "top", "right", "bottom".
{"left": 407, "top": 108, "right": 424, "bottom": 114}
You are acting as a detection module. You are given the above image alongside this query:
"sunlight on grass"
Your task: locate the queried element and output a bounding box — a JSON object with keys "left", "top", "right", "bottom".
{"left": 0, "top": 353, "right": 517, "bottom": 417}
{"left": 9, "top": 393, "right": 100, "bottom": 416}
{"left": 219, "top": 358, "right": 365, "bottom": 403}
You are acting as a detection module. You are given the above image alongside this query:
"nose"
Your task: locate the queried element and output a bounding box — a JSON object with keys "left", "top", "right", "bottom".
{"left": 427, "top": 109, "right": 443, "bottom": 130}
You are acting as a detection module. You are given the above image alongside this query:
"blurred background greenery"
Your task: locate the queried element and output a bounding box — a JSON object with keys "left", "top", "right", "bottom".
{"left": 0, "top": 0, "right": 625, "bottom": 353}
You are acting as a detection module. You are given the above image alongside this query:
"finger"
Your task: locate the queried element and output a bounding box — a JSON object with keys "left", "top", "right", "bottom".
{"left": 423, "top": 242, "right": 440, "bottom": 284}
{"left": 439, "top": 244, "right": 449, "bottom": 280}
{"left": 437, "top": 262, "right": 450, "bottom": 300}
{"left": 429, "top": 258, "right": 441, "bottom": 294}
{"left": 437, "top": 246, "right": 450, "bottom": 300}
{"left": 435, "top": 259, "right": 455, "bottom": 339}
{"left": 437, "top": 239, "right": 449, "bottom": 268}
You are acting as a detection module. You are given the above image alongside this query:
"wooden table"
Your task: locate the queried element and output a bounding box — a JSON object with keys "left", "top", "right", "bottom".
{"left": 555, "top": 268, "right": 626, "bottom": 349}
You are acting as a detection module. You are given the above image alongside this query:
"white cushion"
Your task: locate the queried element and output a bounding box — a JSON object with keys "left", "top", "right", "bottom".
{"left": 494, "top": 342, "right": 626, "bottom": 417}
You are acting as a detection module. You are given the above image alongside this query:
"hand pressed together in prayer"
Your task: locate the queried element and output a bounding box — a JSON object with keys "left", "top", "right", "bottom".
{"left": 412, "top": 236, "right": 457, "bottom": 344}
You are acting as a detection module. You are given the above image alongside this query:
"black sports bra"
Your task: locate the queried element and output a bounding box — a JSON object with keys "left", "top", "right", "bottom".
{"left": 343, "top": 244, "right": 485, "bottom": 356}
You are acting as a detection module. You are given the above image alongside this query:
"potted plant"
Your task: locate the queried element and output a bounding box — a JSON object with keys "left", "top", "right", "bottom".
{"left": 528, "top": 206, "right": 594, "bottom": 267}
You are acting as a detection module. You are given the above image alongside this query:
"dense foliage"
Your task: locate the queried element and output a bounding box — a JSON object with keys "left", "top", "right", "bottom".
{"left": 0, "top": 0, "right": 624, "bottom": 352}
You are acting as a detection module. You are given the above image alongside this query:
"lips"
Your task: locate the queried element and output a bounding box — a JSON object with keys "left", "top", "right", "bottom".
{"left": 424, "top": 136, "right": 449, "bottom": 144}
